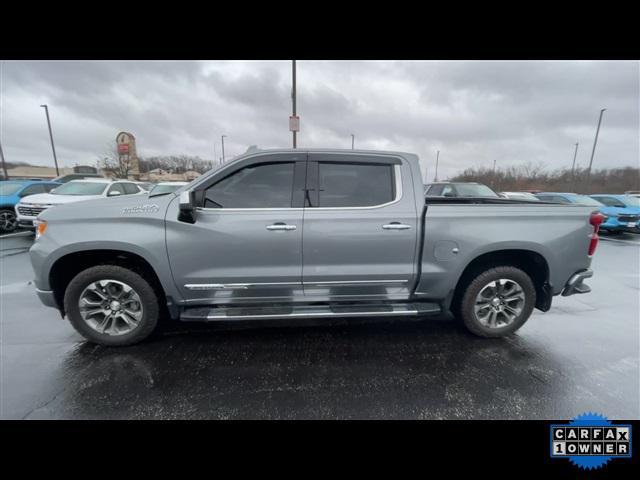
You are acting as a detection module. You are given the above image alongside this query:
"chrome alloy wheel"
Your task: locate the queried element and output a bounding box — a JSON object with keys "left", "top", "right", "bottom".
{"left": 474, "top": 279, "right": 525, "bottom": 328}
{"left": 78, "top": 280, "right": 144, "bottom": 336}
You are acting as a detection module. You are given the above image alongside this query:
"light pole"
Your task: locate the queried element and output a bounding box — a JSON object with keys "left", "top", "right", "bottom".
{"left": 571, "top": 142, "right": 579, "bottom": 176}
{"left": 40, "top": 104, "right": 60, "bottom": 176}
{"left": 434, "top": 150, "right": 440, "bottom": 182}
{"left": 351, "top": 134, "right": 355, "bottom": 150}
{"left": 492, "top": 159, "right": 497, "bottom": 188}
{"left": 292, "top": 60, "right": 297, "bottom": 149}
{"left": 214, "top": 141, "right": 218, "bottom": 165}
{"left": 0, "top": 140, "right": 8, "bottom": 179}
{"left": 586, "top": 108, "right": 606, "bottom": 182}
{"left": 221, "top": 135, "right": 227, "bottom": 163}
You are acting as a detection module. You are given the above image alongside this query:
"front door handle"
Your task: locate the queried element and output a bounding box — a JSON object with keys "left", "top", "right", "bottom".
{"left": 266, "top": 223, "right": 297, "bottom": 231}
{"left": 382, "top": 222, "right": 412, "bottom": 230}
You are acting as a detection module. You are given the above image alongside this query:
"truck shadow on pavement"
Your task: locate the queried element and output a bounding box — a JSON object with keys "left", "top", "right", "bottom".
{"left": 33, "top": 315, "right": 592, "bottom": 420}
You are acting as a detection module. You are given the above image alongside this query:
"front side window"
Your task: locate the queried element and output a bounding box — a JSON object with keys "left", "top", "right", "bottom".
{"left": 204, "top": 162, "right": 295, "bottom": 208}
{"left": 441, "top": 185, "right": 455, "bottom": 196}
{"left": 571, "top": 195, "right": 603, "bottom": 206}
{"left": 317, "top": 162, "right": 394, "bottom": 207}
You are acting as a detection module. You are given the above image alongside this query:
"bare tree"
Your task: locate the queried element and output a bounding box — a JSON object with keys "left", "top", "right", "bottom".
{"left": 98, "top": 145, "right": 134, "bottom": 179}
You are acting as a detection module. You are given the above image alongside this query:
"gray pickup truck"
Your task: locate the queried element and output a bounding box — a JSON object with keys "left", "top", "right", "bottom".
{"left": 29, "top": 149, "right": 602, "bottom": 346}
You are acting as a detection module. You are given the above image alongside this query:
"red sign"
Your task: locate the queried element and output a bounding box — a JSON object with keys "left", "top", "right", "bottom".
{"left": 118, "top": 144, "right": 130, "bottom": 154}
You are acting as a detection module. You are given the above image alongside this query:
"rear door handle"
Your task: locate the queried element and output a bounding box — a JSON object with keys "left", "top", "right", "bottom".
{"left": 266, "top": 223, "right": 297, "bottom": 231}
{"left": 382, "top": 222, "right": 412, "bottom": 230}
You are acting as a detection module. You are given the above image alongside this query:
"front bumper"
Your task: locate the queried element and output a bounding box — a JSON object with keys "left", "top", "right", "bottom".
{"left": 35, "top": 287, "right": 59, "bottom": 308}
{"left": 561, "top": 269, "right": 593, "bottom": 296}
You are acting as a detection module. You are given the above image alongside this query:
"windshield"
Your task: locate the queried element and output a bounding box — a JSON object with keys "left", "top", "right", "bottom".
{"left": 52, "top": 182, "right": 108, "bottom": 195}
{"left": 572, "top": 195, "right": 603, "bottom": 206}
{"left": 150, "top": 184, "right": 183, "bottom": 195}
{"left": 0, "top": 182, "right": 24, "bottom": 196}
{"left": 623, "top": 196, "right": 640, "bottom": 207}
{"left": 454, "top": 184, "right": 499, "bottom": 197}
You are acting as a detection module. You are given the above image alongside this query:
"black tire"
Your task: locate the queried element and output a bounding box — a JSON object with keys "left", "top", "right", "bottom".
{"left": 0, "top": 208, "right": 18, "bottom": 233}
{"left": 64, "top": 265, "right": 159, "bottom": 346}
{"left": 456, "top": 266, "right": 536, "bottom": 338}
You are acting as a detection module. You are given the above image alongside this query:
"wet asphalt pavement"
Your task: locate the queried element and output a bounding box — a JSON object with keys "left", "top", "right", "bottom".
{"left": 1, "top": 231, "right": 638, "bottom": 420}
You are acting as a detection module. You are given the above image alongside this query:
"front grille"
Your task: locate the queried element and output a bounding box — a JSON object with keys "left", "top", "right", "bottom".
{"left": 618, "top": 215, "right": 639, "bottom": 222}
{"left": 17, "top": 205, "right": 49, "bottom": 216}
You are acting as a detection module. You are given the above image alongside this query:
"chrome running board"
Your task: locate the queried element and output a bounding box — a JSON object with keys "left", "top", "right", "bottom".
{"left": 180, "top": 302, "right": 441, "bottom": 322}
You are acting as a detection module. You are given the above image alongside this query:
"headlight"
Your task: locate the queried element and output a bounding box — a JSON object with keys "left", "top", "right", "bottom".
{"left": 34, "top": 219, "right": 47, "bottom": 239}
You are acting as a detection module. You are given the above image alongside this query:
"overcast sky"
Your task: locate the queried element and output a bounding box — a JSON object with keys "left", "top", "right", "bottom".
{"left": 1, "top": 60, "right": 638, "bottom": 180}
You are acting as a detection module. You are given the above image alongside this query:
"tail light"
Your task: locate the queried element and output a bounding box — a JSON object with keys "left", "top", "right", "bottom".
{"left": 588, "top": 212, "right": 605, "bottom": 256}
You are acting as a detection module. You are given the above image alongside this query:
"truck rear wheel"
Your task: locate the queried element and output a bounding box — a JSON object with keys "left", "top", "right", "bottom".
{"left": 457, "top": 266, "right": 536, "bottom": 338}
{"left": 64, "top": 265, "right": 159, "bottom": 346}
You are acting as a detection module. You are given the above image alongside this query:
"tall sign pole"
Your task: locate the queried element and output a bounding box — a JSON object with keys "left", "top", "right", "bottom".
{"left": 434, "top": 150, "right": 440, "bottom": 182}
{"left": 221, "top": 135, "right": 226, "bottom": 163}
{"left": 571, "top": 142, "right": 579, "bottom": 176}
{"left": 40, "top": 104, "right": 60, "bottom": 176}
{"left": 0, "top": 140, "right": 8, "bottom": 179}
{"left": 586, "top": 108, "right": 606, "bottom": 182}
{"left": 290, "top": 60, "right": 298, "bottom": 149}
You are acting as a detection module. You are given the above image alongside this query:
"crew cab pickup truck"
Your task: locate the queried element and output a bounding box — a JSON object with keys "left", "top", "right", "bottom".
{"left": 29, "top": 149, "right": 602, "bottom": 346}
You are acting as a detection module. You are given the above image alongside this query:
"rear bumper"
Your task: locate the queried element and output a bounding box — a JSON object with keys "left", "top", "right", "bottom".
{"left": 35, "top": 287, "right": 59, "bottom": 309}
{"left": 561, "top": 269, "right": 593, "bottom": 297}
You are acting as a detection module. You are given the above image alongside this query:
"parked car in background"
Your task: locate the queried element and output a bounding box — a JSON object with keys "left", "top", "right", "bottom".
{"left": 424, "top": 182, "right": 499, "bottom": 198}
{"left": 53, "top": 173, "right": 104, "bottom": 183}
{"left": 624, "top": 191, "right": 640, "bottom": 199}
{"left": 499, "top": 191, "right": 541, "bottom": 201}
{"left": 589, "top": 194, "right": 640, "bottom": 233}
{"left": 148, "top": 181, "right": 188, "bottom": 195}
{"left": 0, "top": 180, "right": 61, "bottom": 232}
{"left": 15, "top": 179, "right": 145, "bottom": 228}
{"left": 534, "top": 192, "right": 603, "bottom": 206}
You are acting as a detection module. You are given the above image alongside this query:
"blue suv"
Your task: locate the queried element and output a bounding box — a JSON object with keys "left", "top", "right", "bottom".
{"left": 0, "top": 180, "right": 61, "bottom": 233}
{"left": 590, "top": 194, "right": 640, "bottom": 233}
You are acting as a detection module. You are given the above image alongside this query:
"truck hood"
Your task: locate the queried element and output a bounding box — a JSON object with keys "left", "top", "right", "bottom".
{"left": 38, "top": 191, "right": 175, "bottom": 222}
{"left": 18, "top": 192, "right": 103, "bottom": 205}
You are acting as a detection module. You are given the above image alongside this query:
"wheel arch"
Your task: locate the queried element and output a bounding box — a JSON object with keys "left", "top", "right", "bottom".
{"left": 449, "top": 249, "right": 551, "bottom": 314}
{"left": 49, "top": 249, "right": 168, "bottom": 318}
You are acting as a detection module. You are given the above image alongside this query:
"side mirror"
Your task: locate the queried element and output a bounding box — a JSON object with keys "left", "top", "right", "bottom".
{"left": 178, "top": 190, "right": 196, "bottom": 224}
{"left": 108, "top": 190, "right": 122, "bottom": 197}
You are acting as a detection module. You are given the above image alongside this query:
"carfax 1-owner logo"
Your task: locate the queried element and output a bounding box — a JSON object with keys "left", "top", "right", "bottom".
{"left": 550, "top": 412, "right": 632, "bottom": 470}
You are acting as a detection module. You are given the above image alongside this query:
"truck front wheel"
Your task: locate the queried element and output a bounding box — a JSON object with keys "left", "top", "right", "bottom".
{"left": 64, "top": 265, "right": 160, "bottom": 346}
{"left": 457, "top": 266, "right": 536, "bottom": 338}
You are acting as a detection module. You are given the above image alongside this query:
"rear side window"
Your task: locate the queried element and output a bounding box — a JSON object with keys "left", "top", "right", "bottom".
{"left": 204, "top": 162, "right": 295, "bottom": 208}
{"left": 317, "top": 162, "right": 394, "bottom": 207}
{"left": 426, "top": 184, "right": 444, "bottom": 196}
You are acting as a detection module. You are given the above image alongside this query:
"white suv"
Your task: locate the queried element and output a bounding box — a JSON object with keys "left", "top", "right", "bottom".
{"left": 16, "top": 179, "right": 144, "bottom": 228}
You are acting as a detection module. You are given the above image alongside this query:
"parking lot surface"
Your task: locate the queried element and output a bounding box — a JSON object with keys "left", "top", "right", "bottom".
{"left": 1, "top": 231, "right": 638, "bottom": 419}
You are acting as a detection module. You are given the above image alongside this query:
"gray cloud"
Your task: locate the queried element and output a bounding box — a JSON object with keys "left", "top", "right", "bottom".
{"left": 1, "top": 60, "right": 638, "bottom": 180}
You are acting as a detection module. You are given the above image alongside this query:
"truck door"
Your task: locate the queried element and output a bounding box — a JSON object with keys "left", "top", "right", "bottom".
{"left": 301, "top": 153, "right": 419, "bottom": 300}
{"left": 165, "top": 153, "right": 307, "bottom": 304}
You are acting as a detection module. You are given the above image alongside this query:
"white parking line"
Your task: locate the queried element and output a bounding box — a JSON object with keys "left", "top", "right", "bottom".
{"left": 0, "top": 231, "right": 34, "bottom": 239}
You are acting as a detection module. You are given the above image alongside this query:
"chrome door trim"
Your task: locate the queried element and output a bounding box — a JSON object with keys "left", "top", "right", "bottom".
{"left": 302, "top": 280, "right": 407, "bottom": 286}
{"left": 196, "top": 164, "right": 402, "bottom": 212}
{"left": 185, "top": 282, "right": 301, "bottom": 290}
{"left": 185, "top": 280, "right": 407, "bottom": 290}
